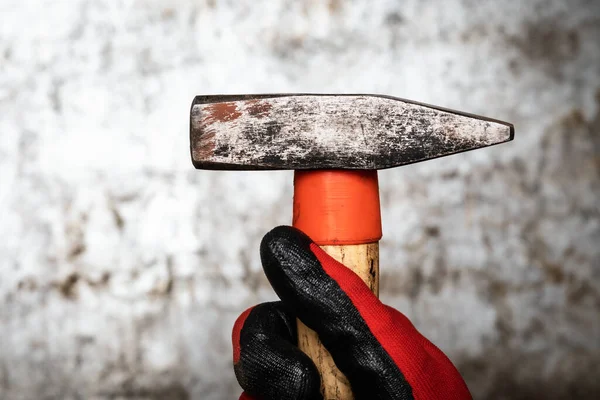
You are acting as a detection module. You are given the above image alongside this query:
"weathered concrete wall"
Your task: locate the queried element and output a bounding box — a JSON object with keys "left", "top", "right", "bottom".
{"left": 1, "top": 0, "right": 598, "bottom": 399}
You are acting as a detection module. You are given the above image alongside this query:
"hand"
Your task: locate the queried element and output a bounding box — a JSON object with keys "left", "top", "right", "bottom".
{"left": 232, "top": 226, "right": 472, "bottom": 400}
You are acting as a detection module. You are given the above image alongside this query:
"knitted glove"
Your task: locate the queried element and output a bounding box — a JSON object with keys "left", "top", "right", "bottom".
{"left": 232, "top": 226, "right": 472, "bottom": 400}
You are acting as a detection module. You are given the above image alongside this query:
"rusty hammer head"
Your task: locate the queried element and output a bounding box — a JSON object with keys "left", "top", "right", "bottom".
{"left": 189, "top": 93, "right": 513, "bottom": 244}
{"left": 189, "top": 94, "right": 513, "bottom": 171}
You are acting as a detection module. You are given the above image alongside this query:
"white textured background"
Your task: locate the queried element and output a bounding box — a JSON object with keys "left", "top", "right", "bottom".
{"left": 1, "top": 0, "right": 599, "bottom": 399}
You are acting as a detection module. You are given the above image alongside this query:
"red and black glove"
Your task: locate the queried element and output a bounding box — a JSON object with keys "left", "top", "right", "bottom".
{"left": 232, "top": 226, "right": 472, "bottom": 400}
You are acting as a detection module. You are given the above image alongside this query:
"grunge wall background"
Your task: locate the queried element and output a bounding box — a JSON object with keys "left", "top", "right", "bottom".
{"left": 1, "top": 0, "right": 599, "bottom": 398}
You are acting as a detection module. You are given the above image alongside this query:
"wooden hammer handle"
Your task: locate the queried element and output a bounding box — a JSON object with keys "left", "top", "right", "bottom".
{"left": 297, "top": 243, "right": 379, "bottom": 399}
{"left": 293, "top": 169, "right": 382, "bottom": 399}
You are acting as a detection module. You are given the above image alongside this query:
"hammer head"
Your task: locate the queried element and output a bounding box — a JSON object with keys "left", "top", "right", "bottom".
{"left": 190, "top": 94, "right": 513, "bottom": 170}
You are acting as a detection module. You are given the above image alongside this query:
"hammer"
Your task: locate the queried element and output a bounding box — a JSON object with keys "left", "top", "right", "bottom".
{"left": 189, "top": 94, "right": 513, "bottom": 398}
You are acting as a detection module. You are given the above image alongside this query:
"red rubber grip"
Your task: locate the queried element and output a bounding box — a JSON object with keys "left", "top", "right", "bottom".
{"left": 292, "top": 170, "right": 382, "bottom": 245}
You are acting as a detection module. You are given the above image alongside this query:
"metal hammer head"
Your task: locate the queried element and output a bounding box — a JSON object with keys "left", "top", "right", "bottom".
{"left": 190, "top": 94, "right": 513, "bottom": 170}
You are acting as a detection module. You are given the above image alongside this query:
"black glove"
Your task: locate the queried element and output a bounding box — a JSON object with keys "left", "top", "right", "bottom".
{"left": 232, "top": 226, "right": 472, "bottom": 400}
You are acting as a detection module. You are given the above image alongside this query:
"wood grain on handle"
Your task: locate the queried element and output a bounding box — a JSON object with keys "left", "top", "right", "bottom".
{"left": 297, "top": 243, "right": 379, "bottom": 400}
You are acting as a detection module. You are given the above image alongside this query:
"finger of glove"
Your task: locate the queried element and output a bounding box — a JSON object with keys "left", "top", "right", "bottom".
{"left": 260, "top": 226, "right": 414, "bottom": 399}
{"left": 232, "top": 301, "right": 322, "bottom": 400}
{"left": 261, "top": 226, "right": 471, "bottom": 400}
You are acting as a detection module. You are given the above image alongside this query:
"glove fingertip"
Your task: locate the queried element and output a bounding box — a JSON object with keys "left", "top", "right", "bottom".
{"left": 260, "top": 225, "right": 317, "bottom": 298}
{"left": 260, "top": 226, "right": 313, "bottom": 265}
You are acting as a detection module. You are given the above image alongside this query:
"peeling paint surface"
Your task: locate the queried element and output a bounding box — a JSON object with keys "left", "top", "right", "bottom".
{"left": 1, "top": 0, "right": 599, "bottom": 399}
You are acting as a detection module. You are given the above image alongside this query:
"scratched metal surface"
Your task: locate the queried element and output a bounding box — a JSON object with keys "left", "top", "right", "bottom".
{"left": 0, "top": 0, "right": 599, "bottom": 399}
{"left": 190, "top": 95, "right": 513, "bottom": 170}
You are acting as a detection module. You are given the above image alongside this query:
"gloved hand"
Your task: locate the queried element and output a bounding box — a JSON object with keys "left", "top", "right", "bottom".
{"left": 232, "top": 226, "right": 472, "bottom": 400}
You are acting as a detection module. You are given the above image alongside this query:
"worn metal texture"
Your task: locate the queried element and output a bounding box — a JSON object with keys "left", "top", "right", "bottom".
{"left": 190, "top": 94, "right": 513, "bottom": 170}
{"left": 1, "top": 0, "right": 599, "bottom": 399}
